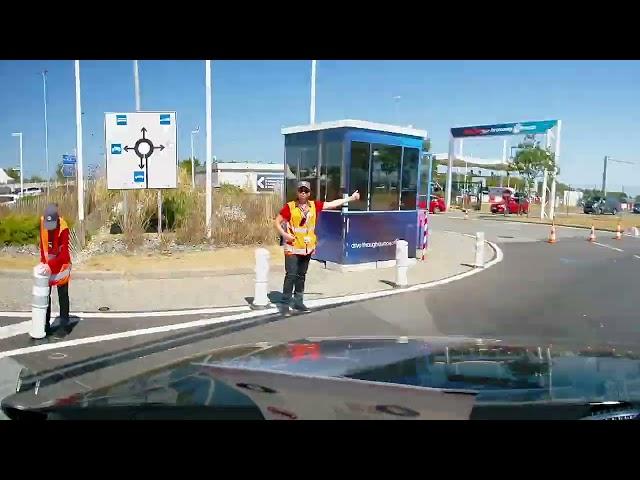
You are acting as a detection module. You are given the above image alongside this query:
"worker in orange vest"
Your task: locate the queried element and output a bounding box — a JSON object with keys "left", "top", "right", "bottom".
{"left": 274, "top": 181, "right": 359, "bottom": 315}
{"left": 38, "top": 204, "right": 72, "bottom": 338}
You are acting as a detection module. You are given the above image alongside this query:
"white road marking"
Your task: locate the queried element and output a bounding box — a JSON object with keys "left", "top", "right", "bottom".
{"left": 592, "top": 242, "right": 624, "bottom": 252}
{"left": 0, "top": 305, "right": 251, "bottom": 319}
{"left": 0, "top": 241, "right": 504, "bottom": 357}
{"left": 634, "top": 255, "right": 640, "bottom": 260}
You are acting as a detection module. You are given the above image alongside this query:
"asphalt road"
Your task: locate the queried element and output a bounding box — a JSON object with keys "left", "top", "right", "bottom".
{"left": 2, "top": 214, "right": 640, "bottom": 416}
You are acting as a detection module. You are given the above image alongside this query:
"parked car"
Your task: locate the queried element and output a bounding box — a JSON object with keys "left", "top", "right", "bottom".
{"left": 584, "top": 197, "right": 621, "bottom": 215}
{"left": 0, "top": 194, "right": 18, "bottom": 207}
{"left": 429, "top": 195, "right": 447, "bottom": 214}
{"left": 491, "top": 193, "right": 529, "bottom": 215}
{"left": 633, "top": 202, "right": 640, "bottom": 214}
{"left": 418, "top": 195, "right": 447, "bottom": 214}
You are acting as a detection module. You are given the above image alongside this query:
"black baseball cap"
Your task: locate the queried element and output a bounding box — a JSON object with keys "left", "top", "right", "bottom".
{"left": 43, "top": 204, "right": 59, "bottom": 230}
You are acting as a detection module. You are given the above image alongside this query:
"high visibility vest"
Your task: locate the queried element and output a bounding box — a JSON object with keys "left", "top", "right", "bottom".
{"left": 284, "top": 201, "right": 317, "bottom": 255}
{"left": 40, "top": 216, "right": 72, "bottom": 287}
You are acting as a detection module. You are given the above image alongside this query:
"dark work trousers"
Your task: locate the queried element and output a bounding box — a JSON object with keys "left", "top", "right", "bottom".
{"left": 46, "top": 284, "right": 70, "bottom": 331}
{"left": 282, "top": 254, "right": 312, "bottom": 304}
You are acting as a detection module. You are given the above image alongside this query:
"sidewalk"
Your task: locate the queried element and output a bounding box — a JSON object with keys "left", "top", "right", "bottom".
{"left": 0, "top": 231, "right": 492, "bottom": 313}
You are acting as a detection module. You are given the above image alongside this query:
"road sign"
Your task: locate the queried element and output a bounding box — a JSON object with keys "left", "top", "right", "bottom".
{"left": 256, "top": 174, "right": 284, "bottom": 192}
{"left": 105, "top": 111, "right": 177, "bottom": 190}
{"left": 62, "top": 164, "right": 75, "bottom": 178}
{"left": 62, "top": 154, "right": 77, "bottom": 165}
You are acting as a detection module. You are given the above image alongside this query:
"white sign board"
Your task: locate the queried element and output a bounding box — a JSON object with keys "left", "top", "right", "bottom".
{"left": 105, "top": 112, "right": 177, "bottom": 190}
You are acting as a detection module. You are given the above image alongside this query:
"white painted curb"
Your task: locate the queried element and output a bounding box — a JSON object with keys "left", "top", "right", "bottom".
{"left": 0, "top": 240, "right": 503, "bottom": 358}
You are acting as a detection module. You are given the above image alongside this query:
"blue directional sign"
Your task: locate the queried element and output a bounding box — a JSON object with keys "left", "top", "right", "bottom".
{"left": 62, "top": 164, "right": 75, "bottom": 178}
{"left": 133, "top": 171, "right": 145, "bottom": 183}
{"left": 116, "top": 115, "right": 127, "bottom": 126}
{"left": 111, "top": 144, "right": 122, "bottom": 154}
{"left": 62, "top": 154, "right": 76, "bottom": 165}
{"left": 160, "top": 114, "right": 171, "bottom": 125}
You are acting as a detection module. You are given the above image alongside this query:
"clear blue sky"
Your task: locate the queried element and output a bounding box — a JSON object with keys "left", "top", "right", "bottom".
{"left": 1, "top": 60, "right": 639, "bottom": 193}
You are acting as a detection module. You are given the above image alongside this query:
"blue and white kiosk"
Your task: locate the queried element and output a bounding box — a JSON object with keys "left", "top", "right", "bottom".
{"left": 281, "top": 120, "right": 431, "bottom": 269}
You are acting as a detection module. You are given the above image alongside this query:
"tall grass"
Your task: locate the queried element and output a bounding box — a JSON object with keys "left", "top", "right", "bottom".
{"left": 1, "top": 170, "right": 281, "bottom": 249}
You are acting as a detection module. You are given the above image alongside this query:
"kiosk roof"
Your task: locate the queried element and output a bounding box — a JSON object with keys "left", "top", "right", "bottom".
{"left": 281, "top": 119, "right": 428, "bottom": 139}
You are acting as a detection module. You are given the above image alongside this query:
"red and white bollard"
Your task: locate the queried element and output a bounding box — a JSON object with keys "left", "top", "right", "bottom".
{"left": 421, "top": 217, "right": 428, "bottom": 261}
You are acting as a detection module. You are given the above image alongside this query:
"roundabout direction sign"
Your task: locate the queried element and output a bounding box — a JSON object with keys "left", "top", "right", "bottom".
{"left": 105, "top": 112, "right": 177, "bottom": 190}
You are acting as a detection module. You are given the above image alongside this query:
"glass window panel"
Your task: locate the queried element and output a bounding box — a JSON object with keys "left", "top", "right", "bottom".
{"left": 370, "top": 144, "right": 401, "bottom": 211}
{"left": 400, "top": 147, "right": 419, "bottom": 210}
{"left": 320, "top": 140, "right": 343, "bottom": 202}
{"left": 349, "top": 141, "right": 370, "bottom": 211}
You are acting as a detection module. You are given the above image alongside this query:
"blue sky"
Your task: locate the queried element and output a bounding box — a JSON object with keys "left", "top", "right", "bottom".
{"left": 1, "top": 60, "right": 639, "bottom": 193}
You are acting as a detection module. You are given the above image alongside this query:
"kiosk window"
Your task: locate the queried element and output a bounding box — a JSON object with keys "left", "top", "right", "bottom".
{"left": 370, "top": 144, "right": 401, "bottom": 211}
{"left": 400, "top": 147, "right": 419, "bottom": 210}
{"left": 349, "top": 142, "right": 370, "bottom": 211}
{"left": 320, "top": 141, "right": 343, "bottom": 202}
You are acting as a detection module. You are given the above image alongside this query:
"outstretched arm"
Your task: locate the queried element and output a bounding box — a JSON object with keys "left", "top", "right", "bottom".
{"left": 323, "top": 191, "right": 360, "bottom": 210}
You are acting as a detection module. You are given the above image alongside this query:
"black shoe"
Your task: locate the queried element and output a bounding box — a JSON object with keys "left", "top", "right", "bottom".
{"left": 292, "top": 302, "right": 310, "bottom": 313}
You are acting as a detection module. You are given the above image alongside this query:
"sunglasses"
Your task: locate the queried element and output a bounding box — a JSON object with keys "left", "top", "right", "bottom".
{"left": 298, "top": 188, "right": 311, "bottom": 194}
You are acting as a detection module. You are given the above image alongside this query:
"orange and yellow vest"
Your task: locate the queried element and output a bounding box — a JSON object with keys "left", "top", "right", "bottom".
{"left": 284, "top": 201, "right": 317, "bottom": 255}
{"left": 40, "top": 216, "right": 72, "bottom": 286}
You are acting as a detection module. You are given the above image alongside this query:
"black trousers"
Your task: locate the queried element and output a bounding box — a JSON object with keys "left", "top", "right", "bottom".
{"left": 282, "top": 254, "right": 312, "bottom": 304}
{"left": 46, "top": 284, "right": 70, "bottom": 330}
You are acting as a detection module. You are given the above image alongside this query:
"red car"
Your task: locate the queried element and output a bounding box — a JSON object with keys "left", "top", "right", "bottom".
{"left": 418, "top": 195, "right": 446, "bottom": 213}
{"left": 490, "top": 194, "right": 529, "bottom": 215}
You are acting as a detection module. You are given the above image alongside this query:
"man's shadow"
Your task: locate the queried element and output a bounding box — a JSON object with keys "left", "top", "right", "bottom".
{"left": 49, "top": 315, "right": 81, "bottom": 336}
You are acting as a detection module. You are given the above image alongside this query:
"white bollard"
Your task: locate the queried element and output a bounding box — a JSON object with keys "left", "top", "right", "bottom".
{"left": 252, "top": 248, "right": 271, "bottom": 309}
{"left": 474, "top": 232, "right": 485, "bottom": 268}
{"left": 395, "top": 239, "right": 409, "bottom": 288}
{"left": 30, "top": 265, "right": 49, "bottom": 339}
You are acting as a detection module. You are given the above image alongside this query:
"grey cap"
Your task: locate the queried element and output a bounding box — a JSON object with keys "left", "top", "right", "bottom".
{"left": 43, "top": 204, "right": 59, "bottom": 230}
{"left": 297, "top": 181, "right": 311, "bottom": 190}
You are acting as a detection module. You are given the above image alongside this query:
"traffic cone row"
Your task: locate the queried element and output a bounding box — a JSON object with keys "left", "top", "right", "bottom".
{"left": 547, "top": 224, "right": 557, "bottom": 244}
{"left": 614, "top": 223, "right": 622, "bottom": 241}
{"left": 587, "top": 226, "right": 596, "bottom": 242}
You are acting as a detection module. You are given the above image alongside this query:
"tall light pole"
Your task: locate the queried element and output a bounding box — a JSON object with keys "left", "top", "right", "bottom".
{"left": 42, "top": 70, "right": 50, "bottom": 195}
{"left": 191, "top": 127, "right": 200, "bottom": 188}
{"left": 310, "top": 60, "right": 317, "bottom": 124}
{"left": 133, "top": 60, "right": 141, "bottom": 111}
{"left": 11, "top": 132, "right": 23, "bottom": 196}
{"left": 74, "top": 60, "right": 85, "bottom": 224}
{"left": 205, "top": 60, "right": 213, "bottom": 239}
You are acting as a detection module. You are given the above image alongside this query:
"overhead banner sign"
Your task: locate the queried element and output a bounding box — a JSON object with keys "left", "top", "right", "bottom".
{"left": 451, "top": 120, "right": 558, "bottom": 138}
{"left": 105, "top": 111, "right": 178, "bottom": 190}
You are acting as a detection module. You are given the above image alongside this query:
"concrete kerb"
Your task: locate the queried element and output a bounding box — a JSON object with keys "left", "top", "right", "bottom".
{"left": 0, "top": 239, "right": 503, "bottom": 356}
{"left": 477, "top": 215, "right": 640, "bottom": 236}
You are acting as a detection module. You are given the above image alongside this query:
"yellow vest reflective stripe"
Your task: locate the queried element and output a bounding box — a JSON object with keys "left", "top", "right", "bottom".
{"left": 284, "top": 200, "right": 317, "bottom": 255}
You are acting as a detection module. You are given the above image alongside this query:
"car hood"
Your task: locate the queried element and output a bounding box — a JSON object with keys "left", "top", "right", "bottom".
{"left": 4, "top": 336, "right": 640, "bottom": 419}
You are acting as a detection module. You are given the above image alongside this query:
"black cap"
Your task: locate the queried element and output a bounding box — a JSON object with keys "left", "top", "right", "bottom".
{"left": 43, "top": 204, "right": 59, "bottom": 230}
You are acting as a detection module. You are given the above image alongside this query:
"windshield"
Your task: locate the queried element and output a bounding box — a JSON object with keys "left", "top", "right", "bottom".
{"left": 2, "top": 59, "right": 640, "bottom": 422}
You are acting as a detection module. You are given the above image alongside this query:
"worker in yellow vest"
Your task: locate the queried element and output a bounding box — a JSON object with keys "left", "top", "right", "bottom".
{"left": 274, "top": 181, "right": 359, "bottom": 315}
{"left": 38, "top": 204, "right": 72, "bottom": 338}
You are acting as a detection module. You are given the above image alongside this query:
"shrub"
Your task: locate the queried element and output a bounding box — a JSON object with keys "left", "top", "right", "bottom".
{"left": 0, "top": 215, "right": 40, "bottom": 246}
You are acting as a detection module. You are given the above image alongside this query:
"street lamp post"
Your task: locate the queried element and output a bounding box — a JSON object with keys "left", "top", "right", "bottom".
{"left": 74, "top": 60, "right": 85, "bottom": 225}
{"left": 11, "top": 132, "right": 23, "bottom": 196}
{"left": 191, "top": 127, "right": 200, "bottom": 188}
{"left": 42, "top": 70, "right": 50, "bottom": 196}
{"left": 310, "top": 60, "right": 317, "bottom": 124}
{"left": 205, "top": 60, "right": 213, "bottom": 239}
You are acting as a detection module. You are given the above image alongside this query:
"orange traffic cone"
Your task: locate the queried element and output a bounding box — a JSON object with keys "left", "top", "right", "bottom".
{"left": 614, "top": 223, "right": 622, "bottom": 240}
{"left": 548, "top": 224, "right": 557, "bottom": 244}
{"left": 588, "top": 226, "right": 596, "bottom": 242}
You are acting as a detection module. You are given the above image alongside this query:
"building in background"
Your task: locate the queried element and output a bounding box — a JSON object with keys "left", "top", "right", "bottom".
{"left": 0, "top": 168, "right": 15, "bottom": 184}
{"left": 196, "top": 161, "right": 284, "bottom": 194}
